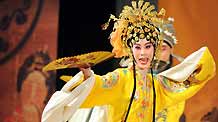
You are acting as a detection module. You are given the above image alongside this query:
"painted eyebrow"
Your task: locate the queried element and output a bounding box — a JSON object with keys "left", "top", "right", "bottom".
{"left": 134, "top": 42, "right": 152, "bottom": 46}
{"left": 133, "top": 43, "right": 141, "bottom": 46}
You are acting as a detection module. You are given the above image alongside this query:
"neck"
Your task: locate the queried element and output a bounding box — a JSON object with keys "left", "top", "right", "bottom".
{"left": 136, "top": 67, "right": 148, "bottom": 76}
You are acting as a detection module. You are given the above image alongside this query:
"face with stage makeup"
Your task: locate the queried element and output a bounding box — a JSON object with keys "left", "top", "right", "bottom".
{"left": 159, "top": 41, "right": 172, "bottom": 62}
{"left": 132, "top": 38, "right": 154, "bottom": 70}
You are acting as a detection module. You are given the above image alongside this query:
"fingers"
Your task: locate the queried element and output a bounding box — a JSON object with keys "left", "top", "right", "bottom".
{"left": 79, "top": 67, "right": 91, "bottom": 73}
{"left": 79, "top": 66, "right": 91, "bottom": 80}
{"left": 78, "top": 63, "right": 91, "bottom": 69}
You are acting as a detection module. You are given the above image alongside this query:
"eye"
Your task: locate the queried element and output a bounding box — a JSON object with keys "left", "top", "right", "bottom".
{"left": 145, "top": 44, "right": 152, "bottom": 49}
{"left": 162, "top": 48, "right": 166, "bottom": 51}
{"left": 161, "top": 45, "right": 167, "bottom": 51}
{"left": 134, "top": 45, "right": 141, "bottom": 50}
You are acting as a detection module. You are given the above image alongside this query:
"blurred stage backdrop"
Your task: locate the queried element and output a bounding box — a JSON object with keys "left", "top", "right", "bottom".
{"left": 159, "top": 0, "right": 218, "bottom": 122}
{"left": 0, "top": 0, "right": 218, "bottom": 122}
{"left": 0, "top": 0, "right": 58, "bottom": 122}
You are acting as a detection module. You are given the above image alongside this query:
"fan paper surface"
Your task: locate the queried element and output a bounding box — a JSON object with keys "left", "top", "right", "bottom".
{"left": 43, "top": 51, "right": 114, "bottom": 71}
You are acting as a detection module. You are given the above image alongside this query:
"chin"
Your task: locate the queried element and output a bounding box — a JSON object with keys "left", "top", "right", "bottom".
{"left": 137, "top": 65, "right": 150, "bottom": 70}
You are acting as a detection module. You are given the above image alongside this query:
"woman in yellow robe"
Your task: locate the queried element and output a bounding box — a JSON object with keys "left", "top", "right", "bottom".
{"left": 79, "top": 47, "right": 215, "bottom": 122}
{"left": 41, "top": 1, "right": 216, "bottom": 122}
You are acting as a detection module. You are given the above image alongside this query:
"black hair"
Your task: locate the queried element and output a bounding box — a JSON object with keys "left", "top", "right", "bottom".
{"left": 163, "top": 40, "right": 173, "bottom": 48}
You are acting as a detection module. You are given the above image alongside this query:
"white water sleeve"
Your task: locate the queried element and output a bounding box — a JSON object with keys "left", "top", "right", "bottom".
{"left": 158, "top": 47, "right": 206, "bottom": 82}
{"left": 41, "top": 70, "right": 95, "bottom": 122}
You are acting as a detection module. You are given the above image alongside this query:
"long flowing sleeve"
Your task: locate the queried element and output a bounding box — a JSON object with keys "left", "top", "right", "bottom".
{"left": 41, "top": 68, "right": 129, "bottom": 122}
{"left": 155, "top": 47, "right": 216, "bottom": 112}
{"left": 41, "top": 71, "right": 96, "bottom": 122}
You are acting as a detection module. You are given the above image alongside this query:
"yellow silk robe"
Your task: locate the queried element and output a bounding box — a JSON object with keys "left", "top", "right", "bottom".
{"left": 79, "top": 47, "right": 215, "bottom": 122}
{"left": 59, "top": 47, "right": 215, "bottom": 122}
{"left": 155, "top": 101, "right": 185, "bottom": 122}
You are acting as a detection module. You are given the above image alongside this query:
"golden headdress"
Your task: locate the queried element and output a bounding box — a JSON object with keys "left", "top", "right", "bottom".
{"left": 102, "top": 0, "right": 166, "bottom": 59}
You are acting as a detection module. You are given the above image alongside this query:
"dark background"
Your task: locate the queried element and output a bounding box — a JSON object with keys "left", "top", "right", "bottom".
{"left": 57, "top": 1, "right": 118, "bottom": 89}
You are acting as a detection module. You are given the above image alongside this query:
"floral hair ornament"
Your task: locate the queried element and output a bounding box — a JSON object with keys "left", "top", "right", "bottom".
{"left": 102, "top": 0, "right": 166, "bottom": 61}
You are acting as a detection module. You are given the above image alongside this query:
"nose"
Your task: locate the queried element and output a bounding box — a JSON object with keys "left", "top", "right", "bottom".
{"left": 140, "top": 48, "right": 146, "bottom": 56}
